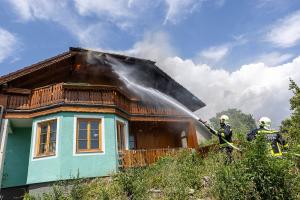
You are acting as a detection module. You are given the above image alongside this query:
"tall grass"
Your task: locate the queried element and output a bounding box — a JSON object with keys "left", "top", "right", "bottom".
{"left": 25, "top": 142, "right": 300, "bottom": 200}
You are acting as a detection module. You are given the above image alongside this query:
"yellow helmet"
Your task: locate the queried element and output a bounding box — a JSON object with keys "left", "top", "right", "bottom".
{"left": 259, "top": 117, "right": 271, "bottom": 130}
{"left": 220, "top": 115, "right": 229, "bottom": 125}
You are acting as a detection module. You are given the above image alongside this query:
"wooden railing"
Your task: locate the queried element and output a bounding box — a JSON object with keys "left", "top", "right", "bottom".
{"left": 1, "top": 83, "right": 185, "bottom": 117}
{"left": 119, "top": 148, "right": 184, "bottom": 168}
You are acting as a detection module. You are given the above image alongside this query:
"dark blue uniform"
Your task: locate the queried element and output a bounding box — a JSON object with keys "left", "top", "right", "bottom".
{"left": 218, "top": 124, "right": 233, "bottom": 164}
{"left": 247, "top": 128, "right": 287, "bottom": 156}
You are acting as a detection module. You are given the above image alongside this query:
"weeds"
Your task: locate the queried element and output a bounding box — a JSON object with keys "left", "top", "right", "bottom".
{"left": 25, "top": 145, "right": 300, "bottom": 200}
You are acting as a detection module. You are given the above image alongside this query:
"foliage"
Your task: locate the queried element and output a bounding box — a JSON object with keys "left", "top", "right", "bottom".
{"left": 24, "top": 150, "right": 226, "bottom": 200}
{"left": 24, "top": 146, "right": 300, "bottom": 200}
{"left": 213, "top": 135, "right": 300, "bottom": 200}
{"left": 286, "top": 79, "right": 300, "bottom": 145}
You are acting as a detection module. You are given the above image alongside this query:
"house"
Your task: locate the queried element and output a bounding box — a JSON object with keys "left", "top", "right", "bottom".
{"left": 0, "top": 47, "right": 210, "bottom": 198}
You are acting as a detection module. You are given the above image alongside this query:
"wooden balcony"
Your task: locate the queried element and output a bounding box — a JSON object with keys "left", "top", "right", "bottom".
{"left": 1, "top": 83, "right": 186, "bottom": 117}
{"left": 118, "top": 148, "right": 187, "bottom": 168}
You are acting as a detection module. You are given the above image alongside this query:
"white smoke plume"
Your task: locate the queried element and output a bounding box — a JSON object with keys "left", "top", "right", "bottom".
{"left": 126, "top": 32, "right": 300, "bottom": 127}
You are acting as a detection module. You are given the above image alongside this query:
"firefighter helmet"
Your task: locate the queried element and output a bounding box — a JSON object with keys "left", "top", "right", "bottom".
{"left": 220, "top": 115, "right": 229, "bottom": 125}
{"left": 259, "top": 117, "right": 271, "bottom": 130}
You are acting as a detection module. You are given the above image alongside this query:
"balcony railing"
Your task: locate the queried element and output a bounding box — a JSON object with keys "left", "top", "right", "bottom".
{"left": 2, "top": 83, "right": 185, "bottom": 117}
{"left": 118, "top": 148, "right": 186, "bottom": 168}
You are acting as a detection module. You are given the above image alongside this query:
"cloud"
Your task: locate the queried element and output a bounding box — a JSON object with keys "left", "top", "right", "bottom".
{"left": 7, "top": 0, "right": 69, "bottom": 21}
{"left": 195, "top": 36, "right": 247, "bottom": 64}
{"left": 75, "top": 0, "right": 204, "bottom": 26}
{"left": 164, "top": 0, "right": 203, "bottom": 24}
{"left": 7, "top": 0, "right": 208, "bottom": 48}
{"left": 127, "top": 31, "right": 300, "bottom": 127}
{"left": 7, "top": 0, "right": 107, "bottom": 47}
{"left": 0, "top": 28, "right": 18, "bottom": 63}
{"left": 75, "top": 0, "right": 133, "bottom": 18}
{"left": 126, "top": 31, "right": 176, "bottom": 61}
{"left": 256, "top": 52, "right": 294, "bottom": 66}
{"left": 197, "top": 45, "right": 230, "bottom": 63}
{"left": 265, "top": 10, "right": 300, "bottom": 48}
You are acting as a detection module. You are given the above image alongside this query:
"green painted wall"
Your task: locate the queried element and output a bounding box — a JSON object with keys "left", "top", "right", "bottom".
{"left": 2, "top": 128, "right": 31, "bottom": 188}
{"left": 26, "top": 112, "right": 124, "bottom": 184}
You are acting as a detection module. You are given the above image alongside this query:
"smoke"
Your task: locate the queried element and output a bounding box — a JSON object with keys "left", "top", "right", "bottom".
{"left": 84, "top": 50, "right": 202, "bottom": 120}
{"left": 125, "top": 32, "right": 300, "bottom": 127}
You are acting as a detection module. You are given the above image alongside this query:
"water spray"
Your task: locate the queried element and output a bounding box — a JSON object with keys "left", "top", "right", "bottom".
{"left": 90, "top": 52, "right": 241, "bottom": 151}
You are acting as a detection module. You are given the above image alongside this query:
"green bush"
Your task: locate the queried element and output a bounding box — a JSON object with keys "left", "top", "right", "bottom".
{"left": 24, "top": 147, "right": 299, "bottom": 200}
{"left": 213, "top": 135, "right": 300, "bottom": 200}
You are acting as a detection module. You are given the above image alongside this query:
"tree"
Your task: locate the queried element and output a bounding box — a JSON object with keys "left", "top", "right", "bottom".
{"left": 209, "top": 108, "right": 256, "bottom": 136}
{"left": 281, "top": 79, "right": 300, "bottom": 146}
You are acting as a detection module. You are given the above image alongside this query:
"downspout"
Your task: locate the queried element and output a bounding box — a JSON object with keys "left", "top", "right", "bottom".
{"left": 0, "top": 105, "right": 8, "bottom": 190}
{"left": 0, "top": 105, "right": 4, "bottom": 131}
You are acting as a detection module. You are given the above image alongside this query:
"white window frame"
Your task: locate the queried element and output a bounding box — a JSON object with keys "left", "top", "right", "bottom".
{"left": 31, "top": 117, "right": 60, "bottom": 161}
{"left": 115, "top": 117, "right": 129, "bottom": 151}
{"left": 73, "top": 115, "right": 105, "bottom": 156}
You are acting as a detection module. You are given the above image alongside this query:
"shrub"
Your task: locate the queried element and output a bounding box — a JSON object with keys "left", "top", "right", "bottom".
{"left": 213, "top": 135, "right": 300, "bottom": 200}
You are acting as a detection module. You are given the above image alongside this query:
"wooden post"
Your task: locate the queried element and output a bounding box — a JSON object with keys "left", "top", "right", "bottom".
{"left": 187, "top": 121, "right": 198, "bottom": 149}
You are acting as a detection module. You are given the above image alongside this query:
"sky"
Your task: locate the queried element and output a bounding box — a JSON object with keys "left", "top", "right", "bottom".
{"left": 1, "top": 0, "right": 300, "bottom": 127}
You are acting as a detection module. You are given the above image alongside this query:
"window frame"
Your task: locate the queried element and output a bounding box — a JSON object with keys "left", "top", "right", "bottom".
{"left": 115, "top": 118, "right": 129, "bottom": 151}
{"left": 116, "top": 120, "right": 126, "bottom": 151}
{"left": 75, "top": 117, "right": 103, "bottom": 154}
{"left": 33, "top": 118, "right": 59, "bottom": 160}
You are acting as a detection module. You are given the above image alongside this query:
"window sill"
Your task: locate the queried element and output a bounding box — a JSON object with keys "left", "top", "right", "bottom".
{"left": 75, "top": 149, "right": 104, "bottom": 155}
{"left": 34, "top": 154, "right": 56, "bottom": 159}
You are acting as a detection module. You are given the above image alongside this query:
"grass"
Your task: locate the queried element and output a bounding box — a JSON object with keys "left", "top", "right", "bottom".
{"left": 24, "top": 140, "right": 300, "bottom": 200}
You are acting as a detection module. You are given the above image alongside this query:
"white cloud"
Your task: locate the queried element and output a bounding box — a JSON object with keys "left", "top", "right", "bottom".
{"left": 74, "top": 0, "right": 133, "bottom": 18}
{"left": 197, "top": 45, "right": 230, "bottom": 63}
{"left": 7, "top": 0, "right": 107, "bottom": 47}
{"left": 164, "top": 0, "right": 203, "bottom": 24}
{"left": 266, "top": 10, "right": 300, "bottom": 48}
{"left": 0, "top": 28, "right": 18, "bottom": 63}
{"left": 126, "top": 31, "right": 176, "bottom": 61}
{"left": 7, "top": 0, "right": 69, "bottom": 21}
{"left": 7, "top": 0, "right": 32, "bottom": 20}
{"left": 256, "top": 52, "right": 294, "bottom": 66}
{"left": 7, "top": 0, "right": 207, "bottom": 47}
{"left": 126, "top": 32, "right": 300, "bottom": 127}
{"left": 75, "top": 0, "right": 204, "bottom": 25}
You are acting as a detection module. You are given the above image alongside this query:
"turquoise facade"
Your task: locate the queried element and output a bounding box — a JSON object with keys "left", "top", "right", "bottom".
{"left": 2, "top": 128, "right": 31, "bottom": 188}
{"left": 1, "top": 112, "right": 128, "bottom": 187}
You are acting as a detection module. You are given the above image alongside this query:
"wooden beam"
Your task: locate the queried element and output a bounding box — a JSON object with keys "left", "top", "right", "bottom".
{"left": 3, "top": 88, "right": 31, "bottom": 95}
{"left": 129, "top": 116, "right": 192, "bottom": 122}
{"left": 4, "top": 106, "right": 118, "bottom": 119}
{"left": 4, "top": 105, "right": 194, "bottom": 124}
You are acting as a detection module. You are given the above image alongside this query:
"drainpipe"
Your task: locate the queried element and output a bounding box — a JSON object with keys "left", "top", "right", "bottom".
{"left": 0, "top": 105, "right": 4, "bottom": 130}
{"left": 0, "top": 105, "right": 8, "bottom": 190}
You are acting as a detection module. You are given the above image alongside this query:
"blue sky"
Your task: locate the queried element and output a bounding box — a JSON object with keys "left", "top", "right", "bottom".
{"left": 1, "top": 0, "right": 300, "bottom": 125}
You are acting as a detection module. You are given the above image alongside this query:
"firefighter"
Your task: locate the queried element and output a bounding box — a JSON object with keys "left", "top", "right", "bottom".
{"left": 217, "top": 115, "right": 233, "bottom": 164}
{"left": 247, "top": 117, "right": 288, "bottom": 157}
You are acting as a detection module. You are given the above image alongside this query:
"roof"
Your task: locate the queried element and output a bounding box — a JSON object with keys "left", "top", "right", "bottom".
{"left": 0, "top": 47, "right": 205, "bottom": 111}
{"left": 0, "top": 51, "right": 73, "bottom": 85}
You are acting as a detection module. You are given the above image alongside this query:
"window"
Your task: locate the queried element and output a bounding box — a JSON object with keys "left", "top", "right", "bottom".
{"left": 35, "top": 120, "right": 57, "bottom": 158}
{"left": 76, "top": 118, "right": 102, "bottom": 153}
{"left": 117, "top": 121, "right": 126, "bottom": 151}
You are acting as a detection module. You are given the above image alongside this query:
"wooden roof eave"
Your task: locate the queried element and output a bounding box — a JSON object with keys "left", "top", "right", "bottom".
{"left": 0, "top": 51, "right": 74, "bottom": 85}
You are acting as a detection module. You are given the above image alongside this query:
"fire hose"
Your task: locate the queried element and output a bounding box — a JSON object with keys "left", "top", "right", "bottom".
{"left": 197, "top": 119, "right": 242, "bottom": 152}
